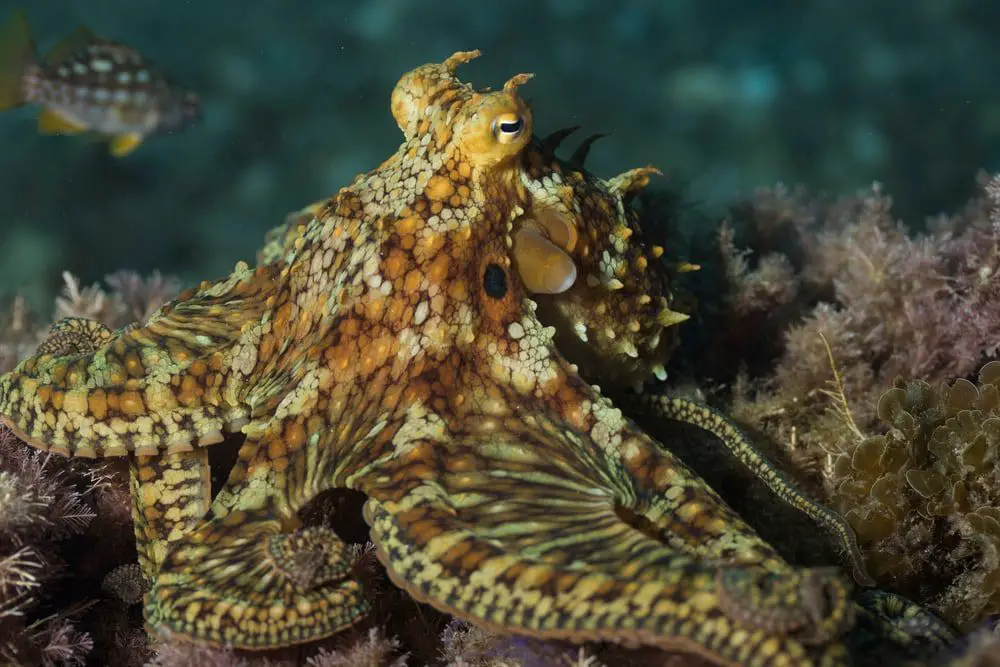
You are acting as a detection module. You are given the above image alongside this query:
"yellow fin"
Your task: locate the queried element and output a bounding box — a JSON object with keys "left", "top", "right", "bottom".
{"left": 38, "top": 107, "right": 85, "bottom": 134}
{"left": 44, "top": 26, "right": 95, "bottom": 64}
{"left": 0, "top": 9, "right": 36, "bottom": 111}
{"left": 109, "top": 132, "right": 142, "bottom": 157}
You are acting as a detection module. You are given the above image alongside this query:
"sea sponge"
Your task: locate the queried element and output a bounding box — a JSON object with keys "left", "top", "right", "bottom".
{"left": 830, "top": 360, "right": 1000, "bottom": 629}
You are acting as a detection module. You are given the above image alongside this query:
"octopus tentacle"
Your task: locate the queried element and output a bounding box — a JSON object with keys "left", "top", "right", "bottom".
{"left": 130, "top": 448, "right": 213, "bottom": 580}
{"left": 147, "top": 507, "right": 366, "bottom": 649}
{"left": 351, "top": 392, "right": 859, "bottom": 659}
{"left": 0, "top": 261, "right": 276, "bottom": 457}
{"left": 716, "top": 567, "right": 855, "bottom": 646}
{"left": 35, "top": 316, "right": 115, "bottom": 355}
{"left": 854, "top": 589, "right": 957, "bottom": 652}
{"left": 638, "top": 394, "right": 873, "bottom": 587}
{"left": 360, "top": 426, "right": 852, "bottom": 666}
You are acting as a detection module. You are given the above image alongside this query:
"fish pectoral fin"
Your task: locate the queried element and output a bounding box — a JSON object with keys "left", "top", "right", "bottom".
{"left": 37, "top": 108, "right": 86, "bottom": 134}
{"left": 109, "top": 132, "right": 143, "bottom": 157}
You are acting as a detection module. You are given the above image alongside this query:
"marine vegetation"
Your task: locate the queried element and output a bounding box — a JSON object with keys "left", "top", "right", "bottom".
{"left": 0, "top": 51, "right": 995, "bottom": 667}
{"left": 681, "top": 173, "right": 1000, "bottom": 638}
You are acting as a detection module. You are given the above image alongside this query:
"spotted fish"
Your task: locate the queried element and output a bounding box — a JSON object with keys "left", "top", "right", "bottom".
{"left": 0, "top": 9, "right": 200, "bottom": 157}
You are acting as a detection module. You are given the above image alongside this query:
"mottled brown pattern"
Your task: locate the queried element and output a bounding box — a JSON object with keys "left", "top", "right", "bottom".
{"left": 0, "top": 51, "right": 945, "bottom": 666}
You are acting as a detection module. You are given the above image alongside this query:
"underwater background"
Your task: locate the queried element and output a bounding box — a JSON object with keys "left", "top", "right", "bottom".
{"left": 1, "top": 0, "right": 999, "bottom": 309}
{"left": 5, "top": 2, "right": 1000, "bottom": 666}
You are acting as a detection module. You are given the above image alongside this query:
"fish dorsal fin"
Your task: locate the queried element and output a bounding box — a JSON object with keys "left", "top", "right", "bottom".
{"left": 44, "top": 26, "right": 96, "bottom": 64}
{"left": 38, "top": 108, "right": 86, "bottom": 134}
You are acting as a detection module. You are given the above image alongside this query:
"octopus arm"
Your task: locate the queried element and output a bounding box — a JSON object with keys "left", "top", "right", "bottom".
{"left": 255, "top": 200, "right": 324, "bottom": 266}
{"left": 145, "top": 504, "right": 368, "bottom": 649}
{"left": 359, "top": 423, "right": 856, "bottom": 666}
{"left": 0, "top": 261, "right": 278, "bottom": 457}
{"left": 143, "top": 405, "right": 371, "bottom": 649}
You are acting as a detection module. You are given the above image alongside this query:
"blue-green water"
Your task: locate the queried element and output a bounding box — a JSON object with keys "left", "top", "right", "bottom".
{"left": 1, "top": 0, "right": 997, "bottom": 308}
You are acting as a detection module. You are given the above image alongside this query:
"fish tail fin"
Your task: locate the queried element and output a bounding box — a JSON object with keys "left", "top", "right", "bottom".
{"left": 0, "top": 9, "right": 36, "bottom": 111}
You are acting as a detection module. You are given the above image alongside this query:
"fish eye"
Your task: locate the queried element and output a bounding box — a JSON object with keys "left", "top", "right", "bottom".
{"left": 483, "top": 263, "right": 508, "bottom": 298}
{"left": 491, "top": 113, "right": 524, "bottom": 144}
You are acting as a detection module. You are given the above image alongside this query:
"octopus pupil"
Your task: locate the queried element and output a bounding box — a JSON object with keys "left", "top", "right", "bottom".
{"left": 500, "top": 119, "right": 522, "bottom": 134}
{"left": 483, "top": 264, "right": 507, "bottom": 298}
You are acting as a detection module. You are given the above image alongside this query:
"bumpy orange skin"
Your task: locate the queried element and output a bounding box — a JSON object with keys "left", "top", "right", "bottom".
{"left": 261, "top": 133, "right": 688, "bottom": 393}
{"left": 0, "top": 51, "right": 861, "bottom": 666}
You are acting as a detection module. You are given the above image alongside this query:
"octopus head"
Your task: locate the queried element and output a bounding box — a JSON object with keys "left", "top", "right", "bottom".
{"left": 389, "top": 49, "right": 533, "bottom": 169}
{"left": 386, "top": 52, "right": 686, "bottom": 393}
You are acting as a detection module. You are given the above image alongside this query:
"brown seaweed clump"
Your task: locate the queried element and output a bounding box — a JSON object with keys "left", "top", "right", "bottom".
{"left": 653, "top": 172, "right": 1000, "bottom": 635}
{"left": 0, "top": 271, "right": 180, "bottom": 666}
{"left": 829, "top": 361, "right": 1000, "bottom": 630}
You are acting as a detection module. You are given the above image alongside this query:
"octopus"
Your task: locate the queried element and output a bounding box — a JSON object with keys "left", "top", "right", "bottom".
{"left": 0, "top": 51, "right": 955, "bottom": 666}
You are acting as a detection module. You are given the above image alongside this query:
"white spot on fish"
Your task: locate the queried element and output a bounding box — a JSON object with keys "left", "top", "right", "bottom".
{"left": 90, "top": 58, "right": 113, "bottom": 73}
{"left": 94, "top": 88, "right": 111, "bottom": 103}
{"left": 113, "top": 89, "right": 130, "bottom": 103}
{"left": 74, "top": 86, "right": 89, "bottom": 99}
{"left": 72, "top": 62, "right": 88, "bottom": 75}
{"left": 136, "top": 70, "right": 150, "bottom": 83}
{"left": 116, "top": 71, "right": 131, "bottom": 85}
{"left": 57, "top": 66, "right": 70, "bottom": 77}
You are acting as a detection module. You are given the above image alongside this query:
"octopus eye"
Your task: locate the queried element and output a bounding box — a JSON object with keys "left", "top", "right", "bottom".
{"left": 491, "top": 113, "right": 524, "bottom": 144}
{"left": 483, "top": 263, "right": 508, "bottom": 298}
